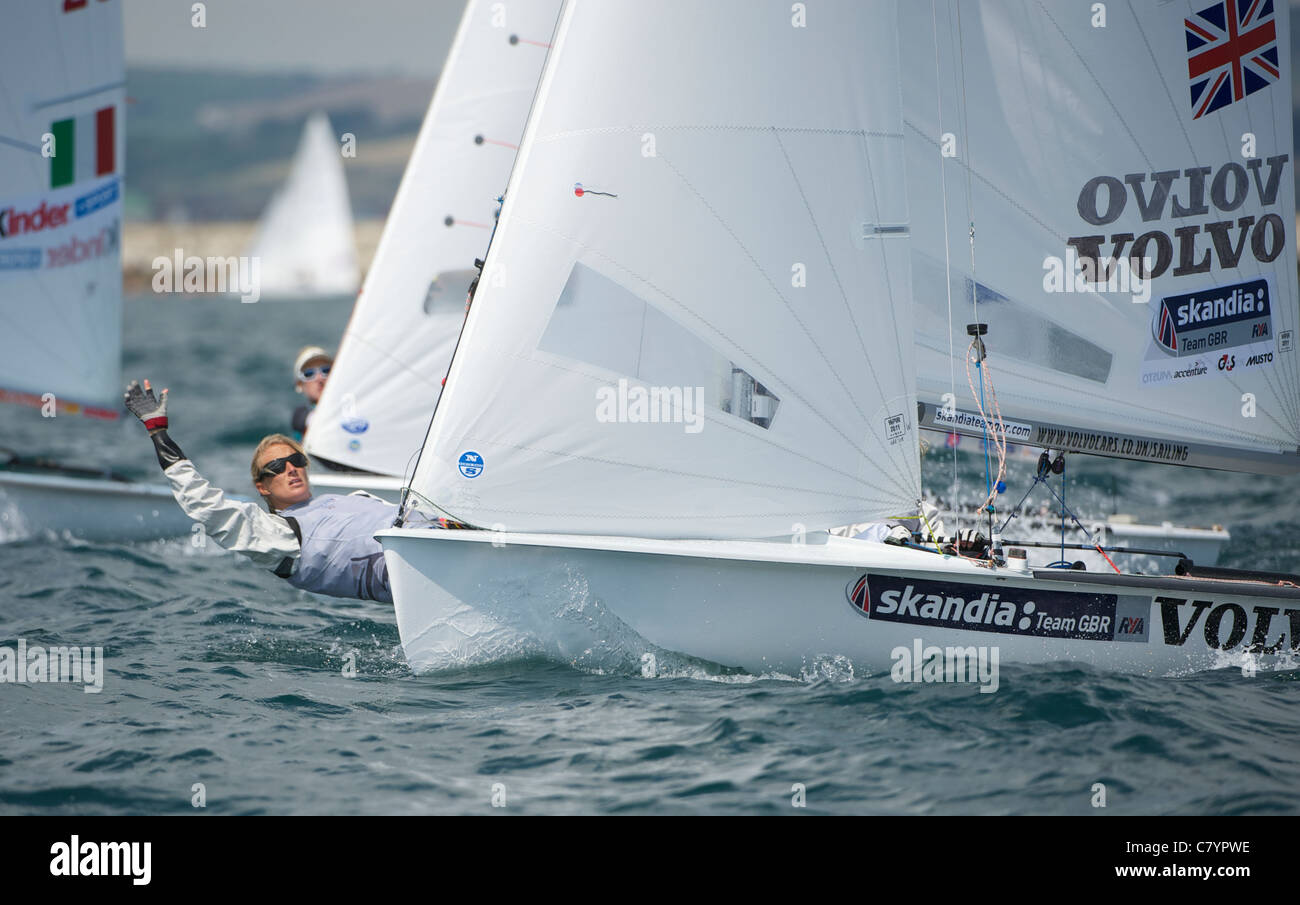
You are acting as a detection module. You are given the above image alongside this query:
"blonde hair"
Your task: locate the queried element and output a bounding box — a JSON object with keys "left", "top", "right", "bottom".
{"left": 250, "top": 434, "right": 306, "bottom": 485}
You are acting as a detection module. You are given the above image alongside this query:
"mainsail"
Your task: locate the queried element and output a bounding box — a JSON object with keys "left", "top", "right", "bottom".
{"left": 245, "top": 112, "right": 359, "bottom": 298}
{"left": 406, "top": 0, "right": 922, "bottom": 539}
{"left": 0, "top": 0, "right": 125, "bottom": 417}
{"left": 905, "top": 0, "right": 1299, "bottom": 473}
{"left": 306, "top": 0, "right": 561, "bottom": 474}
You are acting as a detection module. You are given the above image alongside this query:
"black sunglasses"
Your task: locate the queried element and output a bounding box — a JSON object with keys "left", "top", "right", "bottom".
{"left": 258, "top": 451, "right": 308, "bottom": 480}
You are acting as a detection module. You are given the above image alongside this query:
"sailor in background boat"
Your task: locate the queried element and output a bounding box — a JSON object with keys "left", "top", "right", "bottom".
{"left": 290, "top": 345, "right": 333, "bottom": 442}
{"left": 124, "top": 379, "right": 397, "bottom": 603}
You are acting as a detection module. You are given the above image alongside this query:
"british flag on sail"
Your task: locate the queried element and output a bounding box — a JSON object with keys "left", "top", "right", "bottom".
{"left": 1185, "top": 0, "right": 1279, "bottom": 119}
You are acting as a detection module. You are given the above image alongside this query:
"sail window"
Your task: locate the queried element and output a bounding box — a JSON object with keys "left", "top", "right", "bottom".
{"left": 421, "top": 268, "right": 478, "bottom": 316}
{"left": 538, "top": 263, "right": 780, "bottom": 429}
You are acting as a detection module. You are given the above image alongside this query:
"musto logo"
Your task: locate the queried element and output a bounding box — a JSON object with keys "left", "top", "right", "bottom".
{"left": 1143, "top": 277, "right": 1275, "bottom": 385}
{"left": 1159, "top": 596, "right": 1299, "bottom": 653}
{"left": 847, "top": 575, "right": 1150, "bottom": 642}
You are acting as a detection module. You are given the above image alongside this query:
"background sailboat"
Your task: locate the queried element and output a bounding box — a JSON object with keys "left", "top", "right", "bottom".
{"left": 308, "top": 0, "right": 561, "bottom": 498}
{"left": 0, "top": 0, "right": 191, "bottom": 543}
{"left": 379, "top": 0, "right": 1299, "bottom": 677}
{"left": 245, "top": 112, "right": 359, "bottom": 299}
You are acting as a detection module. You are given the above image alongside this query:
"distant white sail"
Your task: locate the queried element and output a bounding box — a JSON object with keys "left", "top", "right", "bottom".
{"left": 307, "top": 0, "right": 561, "bottom": 473}
{"left": 246, "top": 112, "right": 358, "bottom": 298}
{"left": 904, "top": 0, "right": 1299, "bottom": 472}
{"left": 406, "top": 0, "right": 921, "bottom": 539}
{"left": 0, "top": 0, "right": 125, "bottom": 416}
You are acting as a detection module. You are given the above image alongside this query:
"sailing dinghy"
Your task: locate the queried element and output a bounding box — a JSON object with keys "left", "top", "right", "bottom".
{"left": 310, "top": 0, "right": 561, "bottom": 499}
{"left": 0, "top": 0, "right": 191, "bottom": 544}
{"left": 245, "top": 112, "right": 359, "bottom": 299}
{"left": 379, "top": 0, "right": 1299, "bottom": 676}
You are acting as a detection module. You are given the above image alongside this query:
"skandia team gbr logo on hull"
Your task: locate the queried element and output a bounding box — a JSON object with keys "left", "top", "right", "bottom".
{"left": 1186, "top": 0, "right": 1279, "bottom": 119}
{"left": 845, "top": 574, "right": 1151, "bottom": 643}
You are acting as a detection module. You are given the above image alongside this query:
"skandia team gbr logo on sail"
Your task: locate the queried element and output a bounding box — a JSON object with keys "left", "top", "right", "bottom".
{"left": 1151, "top": 278, "right": 1271, "bottom": 356}
{"left": 1185, "top": 0, "right": 1279, "bottom": 119}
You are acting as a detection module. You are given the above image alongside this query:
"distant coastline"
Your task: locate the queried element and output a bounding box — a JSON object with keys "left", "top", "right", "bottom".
{"left": 123, "top": 219, "right": 385, "bottom": 294}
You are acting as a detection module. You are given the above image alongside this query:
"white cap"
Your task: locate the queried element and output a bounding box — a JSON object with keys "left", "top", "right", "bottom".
{"left": 294, "top": 345, "right": 332, "bottom": 377}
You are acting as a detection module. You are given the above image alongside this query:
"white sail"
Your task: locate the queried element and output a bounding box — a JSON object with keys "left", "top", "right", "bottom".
{"left": 307, "top": 0, "right": 561, "bottom": 474}
{"left": 245, "top": 112, "right": 358, "bottom": 298}
{"left": 904, "top": 0, "right": 1299, "bottom": 473}
{"left": 406, "top": 0, "right": 921, "bottom": 539}
{"left": 0, "top": 0, "right": 125, "bottom": 416}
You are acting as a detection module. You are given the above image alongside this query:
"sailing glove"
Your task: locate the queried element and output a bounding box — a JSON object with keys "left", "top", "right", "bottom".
{"left": 125, "top": 380, "right": 186, "bottom": 471}
{"left": 125, "top": 380, "right": 168, "bottom": 431}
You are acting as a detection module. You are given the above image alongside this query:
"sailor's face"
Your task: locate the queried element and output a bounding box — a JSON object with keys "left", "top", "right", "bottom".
{"left": 296, "top": 357, "right": 331, "bottom": 404}
{"left": 255, "top": 443, "right": 312, "bottom": 510}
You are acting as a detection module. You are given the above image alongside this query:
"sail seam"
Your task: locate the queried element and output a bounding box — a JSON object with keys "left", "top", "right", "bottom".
{"left": 652, "top": 151, "right": 920, "bottom": 500}
{"left": 769, "top": 128, "right": 920, "bottom": 495}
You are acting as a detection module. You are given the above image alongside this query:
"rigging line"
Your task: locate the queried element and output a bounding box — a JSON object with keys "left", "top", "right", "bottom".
{"left": 514, "top": 213, "right": 920, "bottom": 503}
{"left": 31, "top": 80, "right": 126, "bottom": 111}
{"left": 0, "top": 134, "right": 42, "bottom": 153}
{"left": 650, "top": 154, "right": 920, "bottom": 501}
{"left": 769, "top": 127, "right": 919, "bottom": 496}
{"left": 954, "top": 0, "right": 1006, "bottom": 524}
{"left": 932, "top": 0, "right": 962, "bottom": 542}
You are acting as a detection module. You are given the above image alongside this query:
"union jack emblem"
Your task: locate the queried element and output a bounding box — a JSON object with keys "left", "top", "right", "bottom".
{"left": 1186, "top": 0, "right": 1279, "bottom": 119}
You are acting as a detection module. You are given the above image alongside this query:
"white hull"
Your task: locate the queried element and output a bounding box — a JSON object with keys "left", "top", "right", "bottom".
{"left": 310, "top": 472, "right": 404, "bottom": 504}
{"left": 378, "top": 528, "right": 1299, "bottom": 677}
{"left": 0, "top": 471, "right": 193, "bottom": 543}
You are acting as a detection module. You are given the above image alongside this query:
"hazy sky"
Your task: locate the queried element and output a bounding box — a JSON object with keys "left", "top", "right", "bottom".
{"left": 124, "top": 0, "right": 466, "bottom": 76}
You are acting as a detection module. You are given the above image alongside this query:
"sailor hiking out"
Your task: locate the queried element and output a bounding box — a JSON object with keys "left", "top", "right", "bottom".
{"left": 125, "top": 379, "right": 395, "bottom": 603}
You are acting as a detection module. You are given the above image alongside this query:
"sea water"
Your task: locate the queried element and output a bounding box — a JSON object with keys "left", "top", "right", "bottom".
{"left": 0, "top": 295, "right": 1297, "bottom": 815}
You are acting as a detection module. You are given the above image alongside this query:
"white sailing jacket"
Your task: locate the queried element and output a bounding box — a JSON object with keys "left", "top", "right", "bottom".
{"left": 163, "top": 460, "right": 396, "bottom": 603}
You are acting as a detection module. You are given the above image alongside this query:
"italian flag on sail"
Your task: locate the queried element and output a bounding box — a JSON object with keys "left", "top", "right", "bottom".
{"left": 49, "top": 106, "right": 116, "bottom": 188}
